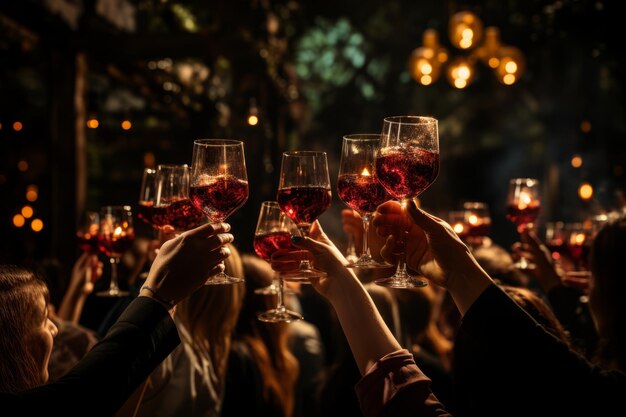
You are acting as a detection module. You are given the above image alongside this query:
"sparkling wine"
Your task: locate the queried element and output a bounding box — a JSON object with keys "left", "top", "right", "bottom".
{"left": 152, "top": 199, "right": 205, "bottom": 231}
{"left": 190, "top": 175, "right": 249, "bottom": 221}
{"left": 505, "top": 205, "right": 541, "bottom": 227}
{"left": 98, "top": 234, "right": 135, "bottom": 258}
{"left": 254, "top": 231, "right": 295, "bottom": 262}
{"left": 375, "top": 147, "right": 439, "bottom": 199}
{"left": 137, "top": 201, "right": 155, "bottom": 227}
{"left": 277, "top": 186, "right": 332, "bottom": 227}
{"left": 337, "top": 174, "right": 391, "bottom": 215}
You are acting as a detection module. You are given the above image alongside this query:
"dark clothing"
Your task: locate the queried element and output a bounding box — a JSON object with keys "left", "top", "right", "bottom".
{"left": 221, "top": 340, "right": 285, "bottom": 417}
{"left": 1, "top": 297, "right": 180, "bottom": 417}
{"left": 454, "top": 284, "right": 626, "bottom": 416}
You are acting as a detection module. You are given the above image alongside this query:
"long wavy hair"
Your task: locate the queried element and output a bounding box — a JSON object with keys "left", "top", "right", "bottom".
{"left": 0, "top": 265, "right": 50, "bottom": 393}
{"left": 237, "top": 254, "right": 299, "bottom": 417}
{"left": 590, "top": 213, "right": 626, "bottom": 372}
{"left": 174, "top": 244, "right": 246, "bottom": 399}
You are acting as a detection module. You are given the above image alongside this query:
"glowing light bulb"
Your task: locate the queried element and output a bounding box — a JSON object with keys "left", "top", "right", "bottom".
{"left": 361, "top": 167, "right": 371, "bottom": 176}
{"left": 453, "top": 223, "right": 465, "bottom": 234}
{"left": 449, "top": 11, "right": 484, "bottom": 50}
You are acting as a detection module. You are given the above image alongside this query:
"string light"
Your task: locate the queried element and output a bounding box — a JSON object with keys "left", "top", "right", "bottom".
{"left": 247, "top": 98, "right": 259, "bottom": 126}
{"left": 12, "top": 214, "right": 25, "bottom": 228}
{"left": 86, "top": 118, "right": 99, "bottom": 128}
{"left": 13, "top": 121, "right": 23, "bottom": 131}
{"left": 26, "top": 185, "right": 38, "bottom": 202}
{"left": 571, "top": 155, "right": 583, "bottom": 168}
{"left": 410, "top": 11, "right": 525, "bottom": 88}
{"left": 578, "top": 183, "right": 593, "bottom": 200}
{"left": 121, "top": 120, "right": 132, "bottom": 130}
{"left": 31, "top": 218, "right": 44, "bottom": 232}
{"left": 21, "top": 205, "right": 34, "bottom": 218}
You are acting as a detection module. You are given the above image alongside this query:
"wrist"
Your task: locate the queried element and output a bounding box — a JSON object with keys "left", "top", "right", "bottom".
{"left": 140, "top": 286, "right": 175, "bottom": 311}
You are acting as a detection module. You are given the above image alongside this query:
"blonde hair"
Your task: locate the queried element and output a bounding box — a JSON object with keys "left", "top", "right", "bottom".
{"left": 174, "top": 244, "right": 245, "bottom": 399}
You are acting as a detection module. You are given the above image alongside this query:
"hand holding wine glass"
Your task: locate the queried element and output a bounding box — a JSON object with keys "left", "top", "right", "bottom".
{"left": 374, "top": 116, "right": 439, "bottom": 288}
{"left": 254, "top": 201, "right": 303, "bottom": 322}
{"left": 337, "top": 134, "right": 393, "bottom": 269}
{"left": 190, "top": 139, "right": 249, "bottom": 285}
{"left": 276, "top": 151, "right": 332, "bottom": 280}
{"left": 96, "top": 205, "right": 135, "bottom": 297}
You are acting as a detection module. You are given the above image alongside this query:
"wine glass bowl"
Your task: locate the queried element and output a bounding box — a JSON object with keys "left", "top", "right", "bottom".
{"left": 337, "top": 134, "right": 393, "bottom": 269}
{"left": 154, "top": 164, "right": 205, "bottom": 233}
{"left": 96, "top": 205, "right": 134, "bottom": 297}
{"left": 137, "top": 168, "right": 157, "bottom": 228}
{"left": 190, "top": 139, "right": 249, "bottom": 285}
{"left": 506, "top": 178, "right": 541, "bottom": 270}
{"left": 374, "top": 116, "right": 440, "bottom": 289}
{"left": 462, "top": 201, "right": 491, "bottom": 246}
{"left": 277, "top": 151, "right": 331, "bottom": 281}
{"left": 254, "top": 201, "right": 303, "bottom": 323}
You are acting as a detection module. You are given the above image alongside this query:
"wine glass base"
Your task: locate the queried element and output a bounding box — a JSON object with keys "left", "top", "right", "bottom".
{"left": 513, "top": 260, "right": 536, "bottom": 270}
{"left": 374, "top": 276, "right": 428, "bottom": 289}
{"left": 280, "top": 268, "right": 326, "bottom": 282}
{"left": 95, "top": 289, "right": 130, "bottom": 297}
{"left": 347, "top": 258, "right": 394, "bottom": 270}
{"left": 257, "top": 309, "right": 303, "bottom": 323}
{"left": 204, "top": 272, "right": 244, "bottom": 285}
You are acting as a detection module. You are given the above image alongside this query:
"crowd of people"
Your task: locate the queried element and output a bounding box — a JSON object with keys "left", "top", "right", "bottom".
{"left": 1, "top": 197, "right": 625, "bottom": 416}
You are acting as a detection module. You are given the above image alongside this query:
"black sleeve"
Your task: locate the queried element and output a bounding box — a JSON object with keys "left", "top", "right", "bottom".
{"left": 453, "top": 284, "right": 626, "bottom": 417}
{"left": 2, "top": 297, "right": 180, "bottom": 417}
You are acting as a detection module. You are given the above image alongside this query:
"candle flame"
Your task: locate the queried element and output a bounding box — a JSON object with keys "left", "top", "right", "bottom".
{"left": 361, "top": 167, "right": 371, "bottom": 176}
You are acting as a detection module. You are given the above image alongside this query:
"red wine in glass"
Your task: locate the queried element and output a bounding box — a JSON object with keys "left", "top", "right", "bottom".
{"left": 505, "top": 204, "right": 541, "bottom": 229}
{"left": 98, "top": 234, "right": 135, "bottom": 258}
{"left": 137, "top": 200, "right": 156, "bottom": 227}
{"left": 254, "top": 231, "right": 295, "bottom": 262}
{"left": 153, "top": 198, "right": 205, "bottom": 231}
{"left": 190, "top": 175, "right": 249, "bottom": 222}
{"left": 337, "top": 174, "right": 390, "bottom": 214}
{"left": 506, "top": 178, "right": 541, "bottom": 270}
{"left": 375, "top": 148, "right": 439, "bottom": 199}
{"left": 276, "top": 186, "right": 331, "bottom": 227}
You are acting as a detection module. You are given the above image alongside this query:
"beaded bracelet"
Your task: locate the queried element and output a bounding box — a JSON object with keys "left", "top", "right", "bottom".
{"left": 140, "top": 285, "right": 175, "bottom": 309}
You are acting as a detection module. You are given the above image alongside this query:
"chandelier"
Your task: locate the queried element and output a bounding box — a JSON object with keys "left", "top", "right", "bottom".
{"left": 408, "top": 11, "right": 526, "bottom": 88}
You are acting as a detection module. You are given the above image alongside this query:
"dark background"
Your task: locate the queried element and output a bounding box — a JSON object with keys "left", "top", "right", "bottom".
{"left": 1, "top": 0, "right": 624, "bottom": 304}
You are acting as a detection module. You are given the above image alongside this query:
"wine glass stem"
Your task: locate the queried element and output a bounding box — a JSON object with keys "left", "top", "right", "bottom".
{"left": 110, "top": 257, "right": 120, "bottom": 292}
{"left": 361, "top": 214, "right": 371, "bottom": 258}
{"left": 276, "top": 276, "right": 286, "bottom": 313}
{"left": 298, "top": 225, "right": 313, "bottom": 270}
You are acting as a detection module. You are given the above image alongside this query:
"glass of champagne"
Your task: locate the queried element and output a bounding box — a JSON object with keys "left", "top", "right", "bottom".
{"left": 190, "top": 139, "right": 249, "bottom": 285}
{"left": 96, "top": 205, "right": 135, "bottom": 297}
{"left": 505, "top": 178, "right": 541, "bottom": 270}
{"left": 254, "top": 201, "right": 303, "bottom": 322}
{"left": 154, "top": 164, "right": 205, "bottom": 233}
{"left": 337, "top": 134, "right": 393, "bottom": 268}
{"left": 374, "top": 116, "right": 439, "bottom": 288}
{"left": 277, "top": 151, "right": 332, "bottom": 280}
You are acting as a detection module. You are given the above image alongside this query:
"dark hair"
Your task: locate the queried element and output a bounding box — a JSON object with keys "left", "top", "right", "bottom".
{"left": 589, "top": 213, "right": 626, "bottom": 371}
{"left": 0, "top": 265, "right": 50, "bottom": 392}
{"left": 238, "top": 254, "right": 298, "bottom": 417}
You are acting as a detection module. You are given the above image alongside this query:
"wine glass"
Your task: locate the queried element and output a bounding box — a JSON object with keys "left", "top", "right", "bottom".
{"left": 190, "top": 139, "right": 249, "bottom": 285}
{"left": 155, "top": 164, "right": 205, "bottom": 233}
{"left": 506, "top": 178, "right": 541, "bottom": 270}
{"left": 254, "top": 201, "right": 303, "bottom": 322}
{"left": 448, "top": 210, "right": 469, "bottom": 241}
{"left": 277, "top": 151, "right": 332, "bottom": 280}
{"left": 544, "top": 221, "right": 567, "bottom": 263}
{"left": 96, "top": 205, "right": 135, "bottom": 297}
{"left": 337, "top": 134, "right": 393, "bottom": 268}
{"left": 76, "top": 211, "right": 100, "bottom": 284}
{"left": 137, "top": 168, "right": 157, "bottom": 229}
{"left": 374, "top": 116, "right": 440, "bottom": 288}
{"left": 462, "top": 201, "right": 491, "bottom": 246}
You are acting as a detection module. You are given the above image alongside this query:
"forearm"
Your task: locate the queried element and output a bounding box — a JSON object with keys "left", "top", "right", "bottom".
{"left": 57, "top": 289, "right": 88, "bottom": 323}
{"left": 328, "top": 270, "right": 402, "bottom": 374}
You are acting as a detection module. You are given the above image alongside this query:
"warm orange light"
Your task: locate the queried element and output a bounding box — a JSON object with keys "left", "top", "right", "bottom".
{"left": 580, "top": 120, "right": 592, "bottom": 133}
{"left": 573, "top": 233, "right": 585, "bottom": 245}
{"left": 26, "top": 185, "right": 38, "bottom": 202}
{"left": 247, "top": 115, "right": 259, "bottom": 126}
{"left": 488, "top": 57, "right": 500, "bottom": 68}
{"left": 578, "top": 183, "right": 593, "bottom": 200}
{"left": 454, "top": 78, "right": 467, "bottom": 89}
{"left": 17, "top": 160, "right": 29, "bottom": 171}
{"left": 571, "top": 155, "right": 583, "bottom": 168}
{"left": 86, "top": 119, "right": 99, "bottom": 129}
{"left": 114, "top": 226, "right": 123, "bottom": 237}
{"left": 468, "top": 214, "right": 479, "bottom": 225}
{"left": 121, "top": 120, "right": 132, "bottom": 130}
{"left": 13, "top": 121, "right": 23, "bottom": 131}
{"left": 13, "top": 214, "right": 25, "bottom": 228}
{"left": 0, "top": 123, "right": 3, "bottom": 130}
{"left": 361, "top": 167, "right": 371, "bottom": 176}
{"left": 420, "top": 75, "right": 432, "bottom": 85}
{"left": 503, "top": 74, "right": 516, "bottom": 85}
{"left": 21, "top": 206, "right": 34, "bottom": 218}
{"left": 31, "top": 218, "right": 44, "bottom": 232}
{"left": 517, "top": 191, "right": 532, "bottom": 210}
{"left": 453, "top": 223, "right": 465, "bottom": 234}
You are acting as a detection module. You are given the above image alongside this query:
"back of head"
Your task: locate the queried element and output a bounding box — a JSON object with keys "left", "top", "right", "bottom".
{"left": 590, "top": 213, "right": 626, "bottom": 371}
{"left": 0, "top": 265, "right": 49, "bottom": 392}
{"left": 501, "top": 285, "right": 570, "bottom": 345}
{"left": 473, "top": 244, "right": 528, "bottom": 287}
{"left": 238, "top": 253, "right": 298, "bottom": 417}
{"left": 175, "top": 244, "right": 245, "bottom": 383}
